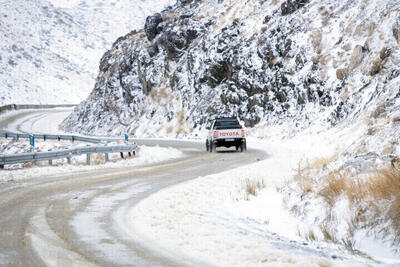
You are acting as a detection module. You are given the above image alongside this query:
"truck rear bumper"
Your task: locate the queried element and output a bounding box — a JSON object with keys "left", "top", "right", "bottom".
{"left": 213, "top": 138, "right": 245, "bottom": 148}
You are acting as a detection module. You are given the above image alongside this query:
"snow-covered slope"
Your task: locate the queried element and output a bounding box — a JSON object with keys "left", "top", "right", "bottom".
{"left": 0, "top": 0, "right": 175, "bottom": 105}
{"left": 61, "top": 0, "right": 400, "bottom": 138}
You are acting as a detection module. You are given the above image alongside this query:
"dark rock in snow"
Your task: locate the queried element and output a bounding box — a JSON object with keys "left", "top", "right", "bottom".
{"left": 99, "top": 50, "right": 113, "bottom": 72}
{"left": 263, "top": 15, "right": 272, "bottom": 24}
{"left": 162, "top": 30, "right": 186, "bottom": 59}
{"left": 145, "top": 13, "right": 163, "bottom": 41}
{"left": 281, "top": 0, "right": 309, "bottom": 16}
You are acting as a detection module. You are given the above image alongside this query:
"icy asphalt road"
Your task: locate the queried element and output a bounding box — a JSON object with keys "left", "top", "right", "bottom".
{"left": 0, "top": 109, "right": 267, "bottom": 266}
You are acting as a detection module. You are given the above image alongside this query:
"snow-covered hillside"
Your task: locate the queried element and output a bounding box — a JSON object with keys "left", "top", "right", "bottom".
{"left": 62, "top": 0, "right": 400, "bottom": 138}
{"left": 0, "top": 0, "right": 175, "bottom": 106}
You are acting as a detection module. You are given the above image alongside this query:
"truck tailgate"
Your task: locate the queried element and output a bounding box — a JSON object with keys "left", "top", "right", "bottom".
{"left": 216, "top": 129, "right": 242, "bottom": 139}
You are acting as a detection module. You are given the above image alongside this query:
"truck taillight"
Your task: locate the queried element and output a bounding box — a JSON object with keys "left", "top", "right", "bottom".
{"left": 241, "top": 129, "right": 245, "bottom": 138}
{"left": 213, "top": 131, "right": 217, "bottom": 138}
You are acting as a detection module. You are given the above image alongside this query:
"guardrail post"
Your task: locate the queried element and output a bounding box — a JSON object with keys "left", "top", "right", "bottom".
{"left": 105, "top": 153, "right": 109, "bottom": 162}
{"left": 16, "top": 134, "right": 19, "bottom": 141}
{"left": 44, "top": 135, "right": 46, "bottom": 141}
{"left": 120, "top": 152, "right": 124, "bottom": 159}
{"left": 86, "top": 154, "right": 91, "bottom": 165}
{"left": 5, "top": 133, "right": 7, "bottom": 139}
{"left": 58, "top": 136, "right": 60, "bottom": 141}
{"left": 67, "top": 157, "right": 71, "bottom": 164}
{"left": 72, "top": 136, "right": 75, "bottom": 143}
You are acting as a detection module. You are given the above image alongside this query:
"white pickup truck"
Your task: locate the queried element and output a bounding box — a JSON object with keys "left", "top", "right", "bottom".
{"left": 206, "top": 117, "right": 246, "bottom": 152}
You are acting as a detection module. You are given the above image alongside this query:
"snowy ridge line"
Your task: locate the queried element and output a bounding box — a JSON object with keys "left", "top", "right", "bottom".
{"left": 0, "top": 104, "right": 77, "bottom": 113}
{"left": 0, "top": 132, "right": 138, "bottom": 167}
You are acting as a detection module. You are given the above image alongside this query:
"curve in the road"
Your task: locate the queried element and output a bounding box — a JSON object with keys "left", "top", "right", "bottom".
{"left": 0, "top": 109, "right": 267, "bottom": 266}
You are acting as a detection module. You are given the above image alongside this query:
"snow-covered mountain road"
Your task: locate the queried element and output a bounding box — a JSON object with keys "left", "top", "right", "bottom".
{"left": 0, "top": 109, "right": 267, "bottom": 266}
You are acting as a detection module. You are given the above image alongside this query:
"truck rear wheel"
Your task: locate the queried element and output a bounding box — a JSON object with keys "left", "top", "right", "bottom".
{"left": 240, "top": 142, "right": 246, "bottom": 152}
{"left": 210, "top": 142, "right": 214, "bottom": 153}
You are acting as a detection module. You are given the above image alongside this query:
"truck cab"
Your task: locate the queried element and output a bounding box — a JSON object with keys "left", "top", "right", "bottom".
{"left": 206, "top": 117, "right": 246, "bottom": 152}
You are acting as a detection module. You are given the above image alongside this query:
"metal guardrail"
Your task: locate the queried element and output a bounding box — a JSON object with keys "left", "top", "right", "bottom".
{"left": 0, "top": 104, "right": 76, "bottom": 113}
{"left": 0, "top": 145, "right": 137, "bottom": 166}
{"left": 0, "top": 132, "right": 137, "bottom": 168}
{"left": 0, "top": 132, "right": 102, "bottom": 144}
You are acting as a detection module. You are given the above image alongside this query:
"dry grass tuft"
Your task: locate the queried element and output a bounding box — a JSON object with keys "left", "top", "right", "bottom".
{"left": 166, "top": 126, "right": 174, "bottom": 134}
{"left": 91, "top": 154, "right": 106, "bottom": 165}
{"left": 244, "top": 178, "right": 265, "bottom": 199}
{"left": 295, "top": 160, "right": 400, "bottom": 247}
{"left": 306, "top": 229, "right": 317, "bottom": 241}
{"left": 367, "top": 165, "right": 400, "bottom": 242}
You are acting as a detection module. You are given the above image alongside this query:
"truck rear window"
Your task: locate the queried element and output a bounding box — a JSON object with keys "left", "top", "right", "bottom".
{"left": 214, "top": 120, "right": 240, "bottom": 129}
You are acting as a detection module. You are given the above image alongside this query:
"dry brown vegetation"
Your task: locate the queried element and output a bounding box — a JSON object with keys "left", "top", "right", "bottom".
{"left": 244, "top": 178, "right": 265, "bottom": 199}
{"left": 91, "top": 154, "right": 106, "bottom": 165}
{"left": 294, "top": 157, "right": 400, "bottom": 247}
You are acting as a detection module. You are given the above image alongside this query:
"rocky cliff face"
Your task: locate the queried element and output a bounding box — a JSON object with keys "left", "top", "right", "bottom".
{"left": 61, "top": 0, "right": 400, "bottom": 138}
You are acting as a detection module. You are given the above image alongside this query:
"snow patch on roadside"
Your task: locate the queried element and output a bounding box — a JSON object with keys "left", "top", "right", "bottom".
{"left": 128, "top": 120, "right": 400, "bottom": 265}
{"left": 128, "top": 134, "right": 370, "bottom": 266}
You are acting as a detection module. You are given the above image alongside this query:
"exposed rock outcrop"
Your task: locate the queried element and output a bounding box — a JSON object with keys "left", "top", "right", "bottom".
{"left": 61, "top": 0, "right": 400, "bottom": 137}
